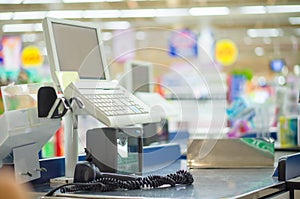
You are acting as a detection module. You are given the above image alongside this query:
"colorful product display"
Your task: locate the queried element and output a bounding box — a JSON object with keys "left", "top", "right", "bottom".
{"left": 279, "top": 116, "right": 298, "bottom": 147}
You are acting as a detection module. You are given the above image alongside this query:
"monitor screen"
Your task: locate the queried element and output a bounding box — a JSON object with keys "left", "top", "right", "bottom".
{"left": 132, "top": 63, "right": 150, "bottom": 93}
{"left": 270, "top": 59, "right": 285, "bottom": 73}
{"left": 52, "top": 22, "right": 106, "bottom": 79}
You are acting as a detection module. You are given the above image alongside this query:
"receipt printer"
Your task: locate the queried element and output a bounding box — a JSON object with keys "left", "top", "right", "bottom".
{"left": 86, "top": 127, "right": 143, "bottom": 175}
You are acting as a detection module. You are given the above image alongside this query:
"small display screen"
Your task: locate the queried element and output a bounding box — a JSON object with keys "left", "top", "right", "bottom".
{"left": 132, "top": 64, "right": 150, "bottom": 93}
{"left": 52, "top": 22, "right": 106, "bottom": 79}
{"left": 270, "top": 59, "right": 285, "bottom": 73}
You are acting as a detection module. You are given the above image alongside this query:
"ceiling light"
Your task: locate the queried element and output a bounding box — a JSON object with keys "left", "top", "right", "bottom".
{"left": 155, "top": 8, "right": 189, "bottom": 17}
{"left": 23, "top": 0, "right": 61, "bottom": 3}
{"left": 101, "top": 21, "right": 130, "bottom": 30}
{"left": 63, "top": 0, "right": 105, "bottom": 2}
{"left": 266, "top": 5, "right": 300, "bottom": 13}
{"left": 238, "top": 6, "right": 266, "bottom": 14}
{"left": 247, "top": 28, "right": 283, "bottom": 38}
{"left": 0, "top": 12, "right": 13, "bottom": 20}
{"left": 289, "top": 17, "right": 300, "bottom": 25}
{"left": 2, "top": 23, "right": 42, "bottom": 33}
{"left": 121, "top": 9, "right": 156, "bottom": 18}
{"left": 13, "top": 11, "right": 47, "bottom": 20}
{"left": 189, "top": 7, "right": 230, "bottom": 16}
{"left": 0, "top": 0, "right": 22, "bottom": 4}
{"left": 83, "top": 10, "right": 121, "bottom": 18}
{"left": 33, "top": 23, "right": 43, "bottom": 31}
{"left": 47, "top": 10, "right": 83, "bottom": 18}
{"left": 3, "top": 24, "right": 33, "bottom": 32}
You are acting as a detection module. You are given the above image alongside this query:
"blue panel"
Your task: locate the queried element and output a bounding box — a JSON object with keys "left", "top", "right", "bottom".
{"left": 143, "top": 144, "right": 181, "bottom": 172}
{"left": 286, "top": 152, "right": 300, "bottom": 180}
{"left": 273, "top": 152, "right": 300, "bottom": 180}
{"left": 32, "top": 155, "right": 86, "bottom": 184}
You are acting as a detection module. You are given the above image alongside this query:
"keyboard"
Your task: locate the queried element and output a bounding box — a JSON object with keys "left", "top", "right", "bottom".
{"left": 85, "top": 89, "right": 148, "bottom": 116}
{"left": 64, "top": 82, "right": 158, "bottom": 127}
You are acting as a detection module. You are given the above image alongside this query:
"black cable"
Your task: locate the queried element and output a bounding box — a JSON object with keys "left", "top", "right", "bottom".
{"left": 167, "top": 170, "right": 194, "bottom": 185}
{"left": 45, "top": 170, "right": 194, "bottom": 196}
{"left": 45, "top": 182, "right": 107, "bottom": 196}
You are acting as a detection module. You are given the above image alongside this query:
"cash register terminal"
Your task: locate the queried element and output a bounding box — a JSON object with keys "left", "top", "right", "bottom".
{"left": 42, "top": 17, "right": 160, "bottom": 127}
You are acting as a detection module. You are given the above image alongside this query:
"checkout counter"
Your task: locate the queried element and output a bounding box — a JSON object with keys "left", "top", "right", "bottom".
{"left": 26, "top": 116, "right": 300, "bottom": 199}
{"left": 28, "top": 144, "right": 300, "bottom": 199}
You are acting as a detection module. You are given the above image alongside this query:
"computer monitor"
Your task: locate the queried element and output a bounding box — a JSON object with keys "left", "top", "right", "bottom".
{"left": 123, "top": 60, "right": 154, "bottom": 93}
{"left": 42, "top": 17, "right": 110, "bottom": 91}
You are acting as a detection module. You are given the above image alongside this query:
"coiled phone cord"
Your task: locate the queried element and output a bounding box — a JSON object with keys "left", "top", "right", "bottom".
{"left": 45, "top": 170, "right": 193, "bottom": 196}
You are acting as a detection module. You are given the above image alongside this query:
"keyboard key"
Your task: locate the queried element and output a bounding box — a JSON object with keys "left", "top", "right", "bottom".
{"left": 129, "top": 105, "right": 141, "bottom": 113}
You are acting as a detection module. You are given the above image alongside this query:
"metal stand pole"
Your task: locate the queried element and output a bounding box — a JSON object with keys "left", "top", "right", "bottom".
{"left": 63, "top": 111, "right": 78, "bottom": 178}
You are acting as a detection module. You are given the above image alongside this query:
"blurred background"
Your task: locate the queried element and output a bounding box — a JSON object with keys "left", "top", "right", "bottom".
{"left": 0, "top": 0, "right": 299, "bottom": 79}
{"left": 0, "top": 0, "right": 300, "bottom": 156}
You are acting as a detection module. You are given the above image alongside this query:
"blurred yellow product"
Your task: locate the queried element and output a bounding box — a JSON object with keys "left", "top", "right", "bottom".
{"left": 215, "top": 39, "right": 238, "bottom": 66}
{"left": 21, "top": 46, "right": 44, "bottom": 68}
{"left": 279, "top": 116, "right": 298, "bottom": 147}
